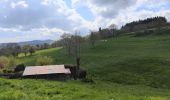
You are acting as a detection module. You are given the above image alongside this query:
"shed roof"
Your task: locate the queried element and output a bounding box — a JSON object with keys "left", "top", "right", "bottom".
{"left": 23, "top": 65, "right": 71, "bottom": 76}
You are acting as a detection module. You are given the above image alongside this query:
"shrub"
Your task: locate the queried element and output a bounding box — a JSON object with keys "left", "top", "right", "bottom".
{"left": 3, "top": 69, "right": 13, "bottom": 73}
{"left": 0, "top": 56, "right": 17, "bottom": 70}
{"left": 78, "top": 69, "right": 87, "bottom": 79}
{"left": 7, "top": 56, "right": 17, "bottom": 68}
{"left": 36, "top": 56, "right": 54, "bottom": 66}
{"left": 14, "top": 64, "right": 26, "bottom": 72}
{"left": 0, "top": 56, "right": 9, "bottom": 68}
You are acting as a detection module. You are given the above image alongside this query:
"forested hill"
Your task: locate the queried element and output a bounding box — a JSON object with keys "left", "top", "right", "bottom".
{"left": 121, "top": 16, "right": 168, "bottom": 32}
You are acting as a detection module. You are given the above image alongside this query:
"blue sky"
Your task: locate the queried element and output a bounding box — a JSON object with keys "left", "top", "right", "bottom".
{"left": 0, "top": 0, "right": 170, "bottom": 43}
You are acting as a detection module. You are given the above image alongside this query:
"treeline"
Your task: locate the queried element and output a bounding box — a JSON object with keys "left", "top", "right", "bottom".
{"left": 58, "top": 16, "right": 170, "bottom": 55}
{"left": 121, "top": 16, "right": 168, "bottom": 32}
{"left": 0, "top": 43, "right": 57, "bottom": 57}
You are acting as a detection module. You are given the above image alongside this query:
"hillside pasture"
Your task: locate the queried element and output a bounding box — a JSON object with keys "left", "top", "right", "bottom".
{"left": 1, "top": 34, "right": 170, "bottom": 99}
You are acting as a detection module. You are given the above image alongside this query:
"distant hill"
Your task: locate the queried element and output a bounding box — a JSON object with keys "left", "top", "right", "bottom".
{"left": 0, "top": 40, "right": 54, "bottom": 47}
{"left": 121, "top": 16, "right": 168, "bottom": 33}
{"left": 18, "top": 40, "right": 54, "bottom": 46}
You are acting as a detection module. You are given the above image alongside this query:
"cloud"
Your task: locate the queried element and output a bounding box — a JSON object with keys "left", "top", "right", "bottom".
{"left": 0, "top": 0, "right": 170, "bottom": 43}
{"left": 10, "top": 1, "right": 28, "bottom": 8}
{"left": 72, "top": 0, "right": 170, "bottom": 29}
{"left": 0, "top": 0, "right": 92, "bottom": 32}
{"left": 72, "top": 0, "right": 137, "bottom": 18}
{"left": 0, "top": 0, "right": 95, "bottom": 43}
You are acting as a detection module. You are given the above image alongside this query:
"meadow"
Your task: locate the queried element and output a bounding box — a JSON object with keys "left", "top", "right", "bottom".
{"left": 1, "top": 33, "right": 170, "bottom": 99}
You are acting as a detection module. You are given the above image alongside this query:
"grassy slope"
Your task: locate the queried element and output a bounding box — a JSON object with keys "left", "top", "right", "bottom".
{"left": 1, "top": 34, "right": 170, "bottom": 99}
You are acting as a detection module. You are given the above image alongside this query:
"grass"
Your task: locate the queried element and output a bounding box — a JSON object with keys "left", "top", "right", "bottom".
{"left": 0, "top": 78, "right": 170, "bottom": 100}
{"left": 1, "top": 32, "right": 170, "bottom": 99}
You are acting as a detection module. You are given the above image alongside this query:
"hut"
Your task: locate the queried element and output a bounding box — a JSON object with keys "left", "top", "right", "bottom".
{"left": 22, "top": 65, "right": 71, "bottom": 80}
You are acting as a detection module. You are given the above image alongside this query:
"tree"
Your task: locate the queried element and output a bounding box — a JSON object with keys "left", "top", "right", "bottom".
{"left": 51, "top": 41, "right": 58, "bottom": 48}
{"left": 35, "top": 44, "right": 40, "bottom": 50}
{"left": 29, "top": 46, "right": 36, "bottom": 56}
{"left": 22, "top": 45, "right": 30, "bottom": 56}
{"left": 109, "top": 24, "right": 118, "bottom": 37}
{"left": 70, "top": 31, "right": 82, "bottom": 79}
{"left": 43, "top": 43, "right": 50, "bottom": 49}
{"left": 121, "top": 16, "right": 167, "bottom": 33}
{"left": 12, "top": 45, "right": 21, "bottom": 57}
{"left": 99, "top": 27, "right": 102, "bottom": 32}
{"left": 109, "top": 24, "right": 117, "bottom": 30}
{"left": 89, "top": 31, "right": 97, "bottom": 47}
{"left": 61, "top": 33, "right": 72, "bottom": 55}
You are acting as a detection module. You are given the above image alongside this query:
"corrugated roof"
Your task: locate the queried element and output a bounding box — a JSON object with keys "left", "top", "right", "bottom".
{"left": 23, "top": 65, "right": 71, "bottom": 76}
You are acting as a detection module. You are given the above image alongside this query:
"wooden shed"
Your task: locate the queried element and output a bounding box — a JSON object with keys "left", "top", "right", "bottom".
{"left": 22, "top": 65, "right": 71, "bottom": 80}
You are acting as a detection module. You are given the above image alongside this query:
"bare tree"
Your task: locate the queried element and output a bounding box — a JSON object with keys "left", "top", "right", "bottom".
{"left": 72, "top": 31, "right": 81, "bottom": 69}
{"left": 61, "top": 33, "right": 72, "bottom": 55}
{"left": 109, "top": 24, "right": 118, "bottom": 37}
{"left": 89, "top": 31, "right": 97, "bottom": 48}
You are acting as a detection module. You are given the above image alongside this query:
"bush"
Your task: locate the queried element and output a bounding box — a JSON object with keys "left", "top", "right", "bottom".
{"left": 0, "top": 56, "right": 9, "bottom": 68}
{"left": 3, "top": 69, "right": 13, "bottom": 73}
{"left": 7, "top": 56, "right": 17, "bottom": 68}
{"left": 36, "top": 56, "right": 54, "bottom": 66}
{"left": 78, "top": 69, "right": 87, "bottom": 79}
{"left": 0, "top": 56, "right": 17, "bottom": 69}
{"left": 14, "top": 64, "right": 26, "bottom": 72}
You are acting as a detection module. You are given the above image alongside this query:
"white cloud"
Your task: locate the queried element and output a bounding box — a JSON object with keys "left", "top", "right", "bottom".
{"left": 0, "top": 0, "right": 170, "bottom": 43}
{"left": 72, "top": 0, "right": 170, "bottom": 29}
{"left": 10, "top": 1, "right": 28, "bottom": 8}
{"left": 0, "top": 0, "right": 94, "bottom": 38}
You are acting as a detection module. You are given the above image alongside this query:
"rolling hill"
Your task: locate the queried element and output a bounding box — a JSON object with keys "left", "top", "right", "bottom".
{"left": 1, "top": 29, "right": 170, "bottom": 99}
{"left": 0, "top": 40, "right": 54, "bottom": 48}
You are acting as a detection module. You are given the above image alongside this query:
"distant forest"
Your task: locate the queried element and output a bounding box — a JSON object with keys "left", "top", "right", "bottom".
{"left": 121, "top": 16, "right": 168, "bottom": 32}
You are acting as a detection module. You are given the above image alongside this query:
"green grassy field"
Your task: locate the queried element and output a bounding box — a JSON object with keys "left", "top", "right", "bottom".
{"left": 1, "top": 33, "right": 170, "bottom": 99}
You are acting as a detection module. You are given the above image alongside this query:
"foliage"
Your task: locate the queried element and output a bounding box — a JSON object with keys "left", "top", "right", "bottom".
{"left": 2, "top": 69, "right": 13, "bottom": 73}
{"left": 0, "top": 56, "right": 9, "bottom": 68}
{"left": 14, "top": 64, "right": 25, "bottom": 72}
{"left": 121, "top": 16, "right": 167, "bottom": 32}
{"left": 36, "top": 56, "right": 54, "bottom": 66}
{"left": 0, "top": 56, "right": 17, "bottom": 69}
{"left": 8, "top": 56, "right": 17, "bottom": 68}
{"left": 0, "top": 43, "right": 21, "bottom": 57}
{"left": 21, "top": 45, "right": 30, "bottom": 56}
{"left": 29, "top": 46, "right": 36, "bottom": 55}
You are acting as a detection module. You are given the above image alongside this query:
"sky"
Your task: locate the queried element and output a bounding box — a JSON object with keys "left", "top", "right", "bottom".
{"left": 0, "top": 0, "right": 170, "bottom": 43}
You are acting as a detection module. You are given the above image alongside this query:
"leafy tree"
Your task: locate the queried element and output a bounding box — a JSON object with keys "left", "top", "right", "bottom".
{"left": 29, "top": 46, "right": 36, "bottom": 55}
{"left": 22, "top": 45, "right": 30, "bottom": 56}
{"left": 43, "top": 43, "right": 50, "bottom": 49}
{"left": 11, "top": 45, "right": 21, "bottom": 57}
{"left": 0, "top": 43, "right": 21, "bottom": 57}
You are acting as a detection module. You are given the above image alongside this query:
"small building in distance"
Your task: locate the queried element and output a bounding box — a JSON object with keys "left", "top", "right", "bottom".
{"left": 22, "top": 65, "right": 71, "bottom": 80}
